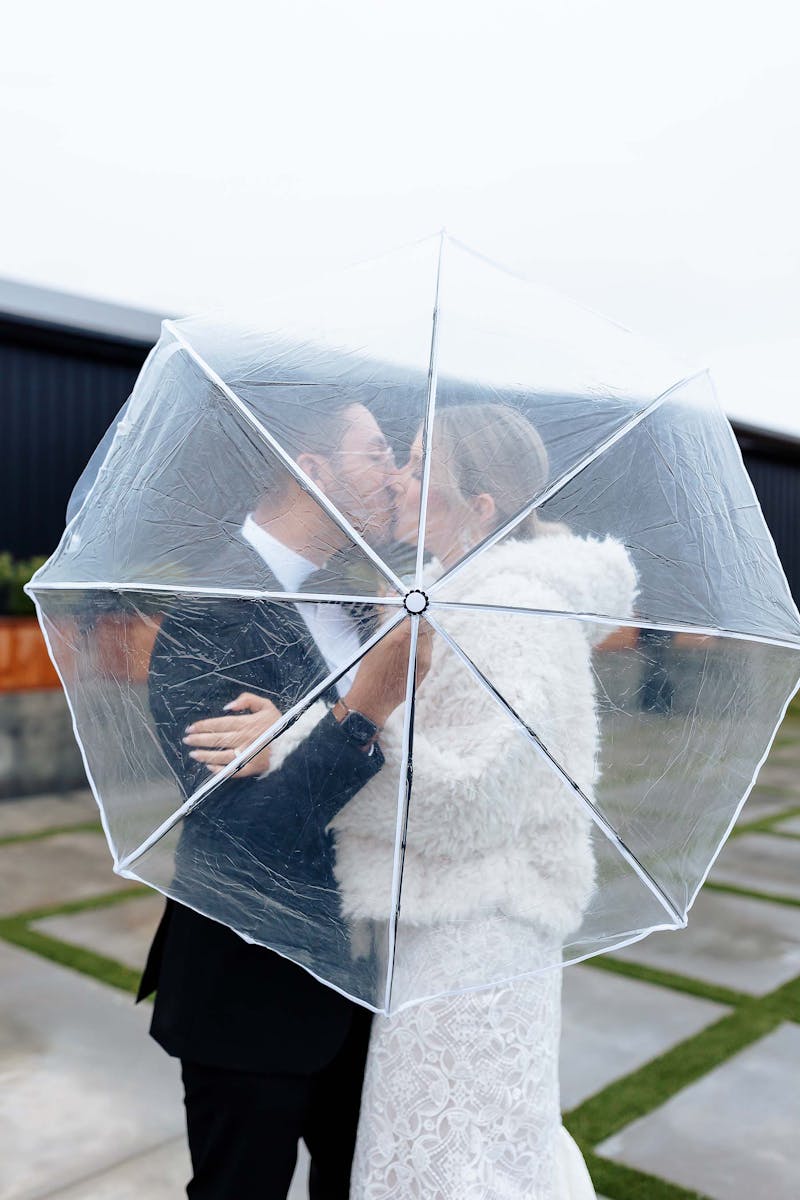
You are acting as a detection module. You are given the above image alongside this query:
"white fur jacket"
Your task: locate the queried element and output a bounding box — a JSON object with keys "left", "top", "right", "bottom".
{"left": 270, "top": 532, "right": 638, "bottom": 940}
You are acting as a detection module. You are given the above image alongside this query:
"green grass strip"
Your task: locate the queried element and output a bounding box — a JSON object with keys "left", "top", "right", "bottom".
{"left": 757, "top": 973, "right": 800, "bottom": 1023}
{"left": 733, "top": 803, "right": 800, "bottom": 836}
{"left": 581, "top": 947, "right": 749, "bottom": 1007}
{"left": 3, "top": 884, "right": 151, "bottom": 924}
{"left": 0, "top": 918, "right": 143, "bottom": 995}
{"left": 0, "top": 820, "right": 103, "bottom": 847}
{"left": 577, "top": 1150, "right": 713, "bottom": 1199}
{"left": 703, "top": 880, "right": 800, "bottom": 909}
{"left": 0, "top": 886, "right": 154, "bottom": 995}
{"left": 745, "top": 829, "right": 800, "bottom": 843}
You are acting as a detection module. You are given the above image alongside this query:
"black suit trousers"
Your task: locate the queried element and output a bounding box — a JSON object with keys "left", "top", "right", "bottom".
{"left": 181, "top": 1004, "right": 373, "bottom": 1200}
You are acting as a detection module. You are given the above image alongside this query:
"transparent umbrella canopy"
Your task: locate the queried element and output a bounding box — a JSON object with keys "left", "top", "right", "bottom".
{"left": 27, "top": 233, "right": 800, "bottom": 1014}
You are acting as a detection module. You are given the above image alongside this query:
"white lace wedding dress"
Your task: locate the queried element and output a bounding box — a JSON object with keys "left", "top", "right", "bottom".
{"left": 349, "top": 923, "right": 596, "bottom": 1200}
{"left": 336, "top": 533, "right": 634, "bottom": 1198}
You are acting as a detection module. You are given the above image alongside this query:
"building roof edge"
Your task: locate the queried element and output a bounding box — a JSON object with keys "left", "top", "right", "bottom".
{"left": 0, "top": 276, "right": 166, "bottom": 345}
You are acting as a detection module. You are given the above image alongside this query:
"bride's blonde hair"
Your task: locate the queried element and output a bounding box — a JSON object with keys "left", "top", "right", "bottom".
{"left": 433, "top": 403, "right": 569, "bottom": 541}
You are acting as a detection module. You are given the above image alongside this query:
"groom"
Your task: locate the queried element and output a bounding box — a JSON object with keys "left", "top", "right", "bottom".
{"left": 138, "top": 390, "right": 423, "bottom": 1199}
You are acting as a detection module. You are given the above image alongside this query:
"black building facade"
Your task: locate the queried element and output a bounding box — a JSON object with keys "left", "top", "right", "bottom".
{"left": 1, "top": 282, "right": 798, "bottom": 604}
{"left": 1, "top": 315, "right": 150, "bottom": 560}
{"left": 734, "top": 423, "right": 800, "bottom": 607}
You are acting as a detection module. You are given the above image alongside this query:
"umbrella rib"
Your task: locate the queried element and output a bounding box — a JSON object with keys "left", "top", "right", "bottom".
{"left": 427, "top": 367, "right": 710, "bottom": 600}
{"left": 163, "top": 320, "right": 405, "bottom": 596}
{"left": 413, "top": 230, "right": 446, "bottom": 587}
{"left": 428, "top": 600, "right": 800, "bottom": 652}
{"left": 28, "top": 580, "right": 403, "bottom": 606}
{"left": 116, "top": 608, "right": 407, "bottom": 872}
{"left": 383, "top": 614, "right": 421, "bottom": 1013}
{"left": 424, "top": 613, "right": 686, "bottom": 929}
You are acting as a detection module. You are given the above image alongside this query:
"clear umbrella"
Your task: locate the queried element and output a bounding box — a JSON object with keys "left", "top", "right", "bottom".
{"left": 27, "top": 233, "right": 800, "bottom": 1013}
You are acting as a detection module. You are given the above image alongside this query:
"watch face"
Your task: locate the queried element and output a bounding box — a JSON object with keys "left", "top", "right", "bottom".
{"left": 343, "top": 710, "right": 379, "bottom": 745}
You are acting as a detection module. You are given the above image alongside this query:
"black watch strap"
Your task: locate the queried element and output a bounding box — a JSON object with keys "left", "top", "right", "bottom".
{"left": 332, "top": 699, "right": 380, "bottom": 747}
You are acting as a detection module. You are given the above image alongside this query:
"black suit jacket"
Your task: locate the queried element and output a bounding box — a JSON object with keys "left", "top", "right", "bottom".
{"left": 137, "top": 553, "right": 383, "bottom": 1074}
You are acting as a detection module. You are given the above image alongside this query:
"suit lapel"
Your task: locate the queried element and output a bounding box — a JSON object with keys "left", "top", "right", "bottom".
{"left": 219, "top": 535, "right": 339, "bottom": 709}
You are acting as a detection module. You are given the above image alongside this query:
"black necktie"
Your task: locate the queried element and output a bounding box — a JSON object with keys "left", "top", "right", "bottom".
{"left": 302, "top": 567, "right": 381, "bottom": 646}
{"left": 302, "top": 541, "right": 419, "bottom": 645}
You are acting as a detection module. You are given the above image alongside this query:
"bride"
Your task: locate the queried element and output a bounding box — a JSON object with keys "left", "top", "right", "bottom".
{"left": 187, "top": 402, "right": 638, "bottom": 1199}
{"left": 335, "top": 404, "right": 638, "bottom": 1199}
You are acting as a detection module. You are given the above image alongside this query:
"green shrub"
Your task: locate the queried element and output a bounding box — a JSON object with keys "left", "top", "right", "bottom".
{"left": 0, "top": 553, "right": 47, "bottom": 616}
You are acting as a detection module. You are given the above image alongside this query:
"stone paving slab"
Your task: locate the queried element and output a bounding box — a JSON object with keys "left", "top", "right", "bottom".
{"left": 751, "top": 761, "right": 799, "bottom": 791}
{"left": 33, "top": 893, "right": 165, "bottom": 972}
{"left": 737, "top": 790, "right": 798, "bottom": 823}
{"left": 710, "top": 832, "right": 800, "bottom": 899}
{"left": 45, "top": 1138, "right": 309, "bottom": 1200}
{"left": 612, "top": 888, "right": 800, "bottom": 995}
{"left": 0, "top": 831, "right": 132, "bottom": 917}
{"left": 560, "top": 965, "right": 730, "bottom": 1109}
{"left": 596, "top": 1022, "right": 800, "bottom": 1200}
{"left": 43, "top": 1138, "right": 190, "bottom": 1200}
{"left": 43, "top": 1120, "right": 308, "bottom": 1199}
{"left": 0, "top": 940, "right": 184, "bottom": 1200}
{"left": 0, "top": 790, "right": 97, "bottom": 839}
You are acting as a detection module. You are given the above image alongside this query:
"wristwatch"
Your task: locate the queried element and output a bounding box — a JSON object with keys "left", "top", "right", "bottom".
{"left": 332, "top": 697, "right": 381, "bottom": 753}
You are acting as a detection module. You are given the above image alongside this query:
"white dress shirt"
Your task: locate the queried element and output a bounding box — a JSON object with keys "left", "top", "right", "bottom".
{"left": 241, "top": 514, "right": 361, "bottom": 697}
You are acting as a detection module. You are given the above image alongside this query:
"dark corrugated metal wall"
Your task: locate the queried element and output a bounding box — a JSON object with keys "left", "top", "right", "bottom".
{"left": 0, "top": 320, "right": 148, "bottom": 558}
{"left": 741, "top": 453, "right": 800, "bottom": 605}
{"left": 1, "top": 316, "right": 798, "bottom": 605}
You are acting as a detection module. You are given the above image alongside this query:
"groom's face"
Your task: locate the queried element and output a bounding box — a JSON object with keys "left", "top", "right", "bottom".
{"left": 313, "top": 403, "right": 401, "bottom": 546}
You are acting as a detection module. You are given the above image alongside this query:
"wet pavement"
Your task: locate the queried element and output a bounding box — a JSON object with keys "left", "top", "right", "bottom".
{"left": 2, "top": 710, "right": 799, "bottom": 1199}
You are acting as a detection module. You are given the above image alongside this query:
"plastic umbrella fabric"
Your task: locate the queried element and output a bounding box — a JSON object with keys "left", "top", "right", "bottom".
{"left": 27, "top": 233, "right": 800, "bottom": 1013}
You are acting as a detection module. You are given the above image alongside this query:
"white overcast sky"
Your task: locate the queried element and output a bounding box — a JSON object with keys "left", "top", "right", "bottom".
{"left": 2, "top": 0, "right": 798, "bottom": 435}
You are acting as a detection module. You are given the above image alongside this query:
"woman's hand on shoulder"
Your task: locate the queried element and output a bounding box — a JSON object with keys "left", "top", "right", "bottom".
{"left": 182, "top": 692, "right": 282, "bottom": 776}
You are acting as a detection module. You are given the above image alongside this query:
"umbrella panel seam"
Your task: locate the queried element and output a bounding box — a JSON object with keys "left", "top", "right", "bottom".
{"left": 413, "top": 230, "right": 445, "bottom": 587}
{"left": 383, "top": 615, "right": 422, "bottom": 1013}
{"left": 28, "top": 582, "right": 405, "bottom": 606}
{"left": 428, "top": 600, "right": 800, "bottom": 653}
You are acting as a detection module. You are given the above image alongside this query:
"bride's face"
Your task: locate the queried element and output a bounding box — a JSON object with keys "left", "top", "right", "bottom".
{"left": 395, "top": 431, "right": 495, "bottom": 566}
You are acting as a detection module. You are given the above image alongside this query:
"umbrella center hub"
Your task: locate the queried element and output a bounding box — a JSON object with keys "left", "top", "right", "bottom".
{"left": 403, "top": 589, "right": 429, "bottom": 615}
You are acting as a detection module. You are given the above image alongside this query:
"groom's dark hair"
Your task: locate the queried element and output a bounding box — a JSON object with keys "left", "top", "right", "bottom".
{"left": 229, "top": 382, "right": 361, "bottom": 505}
